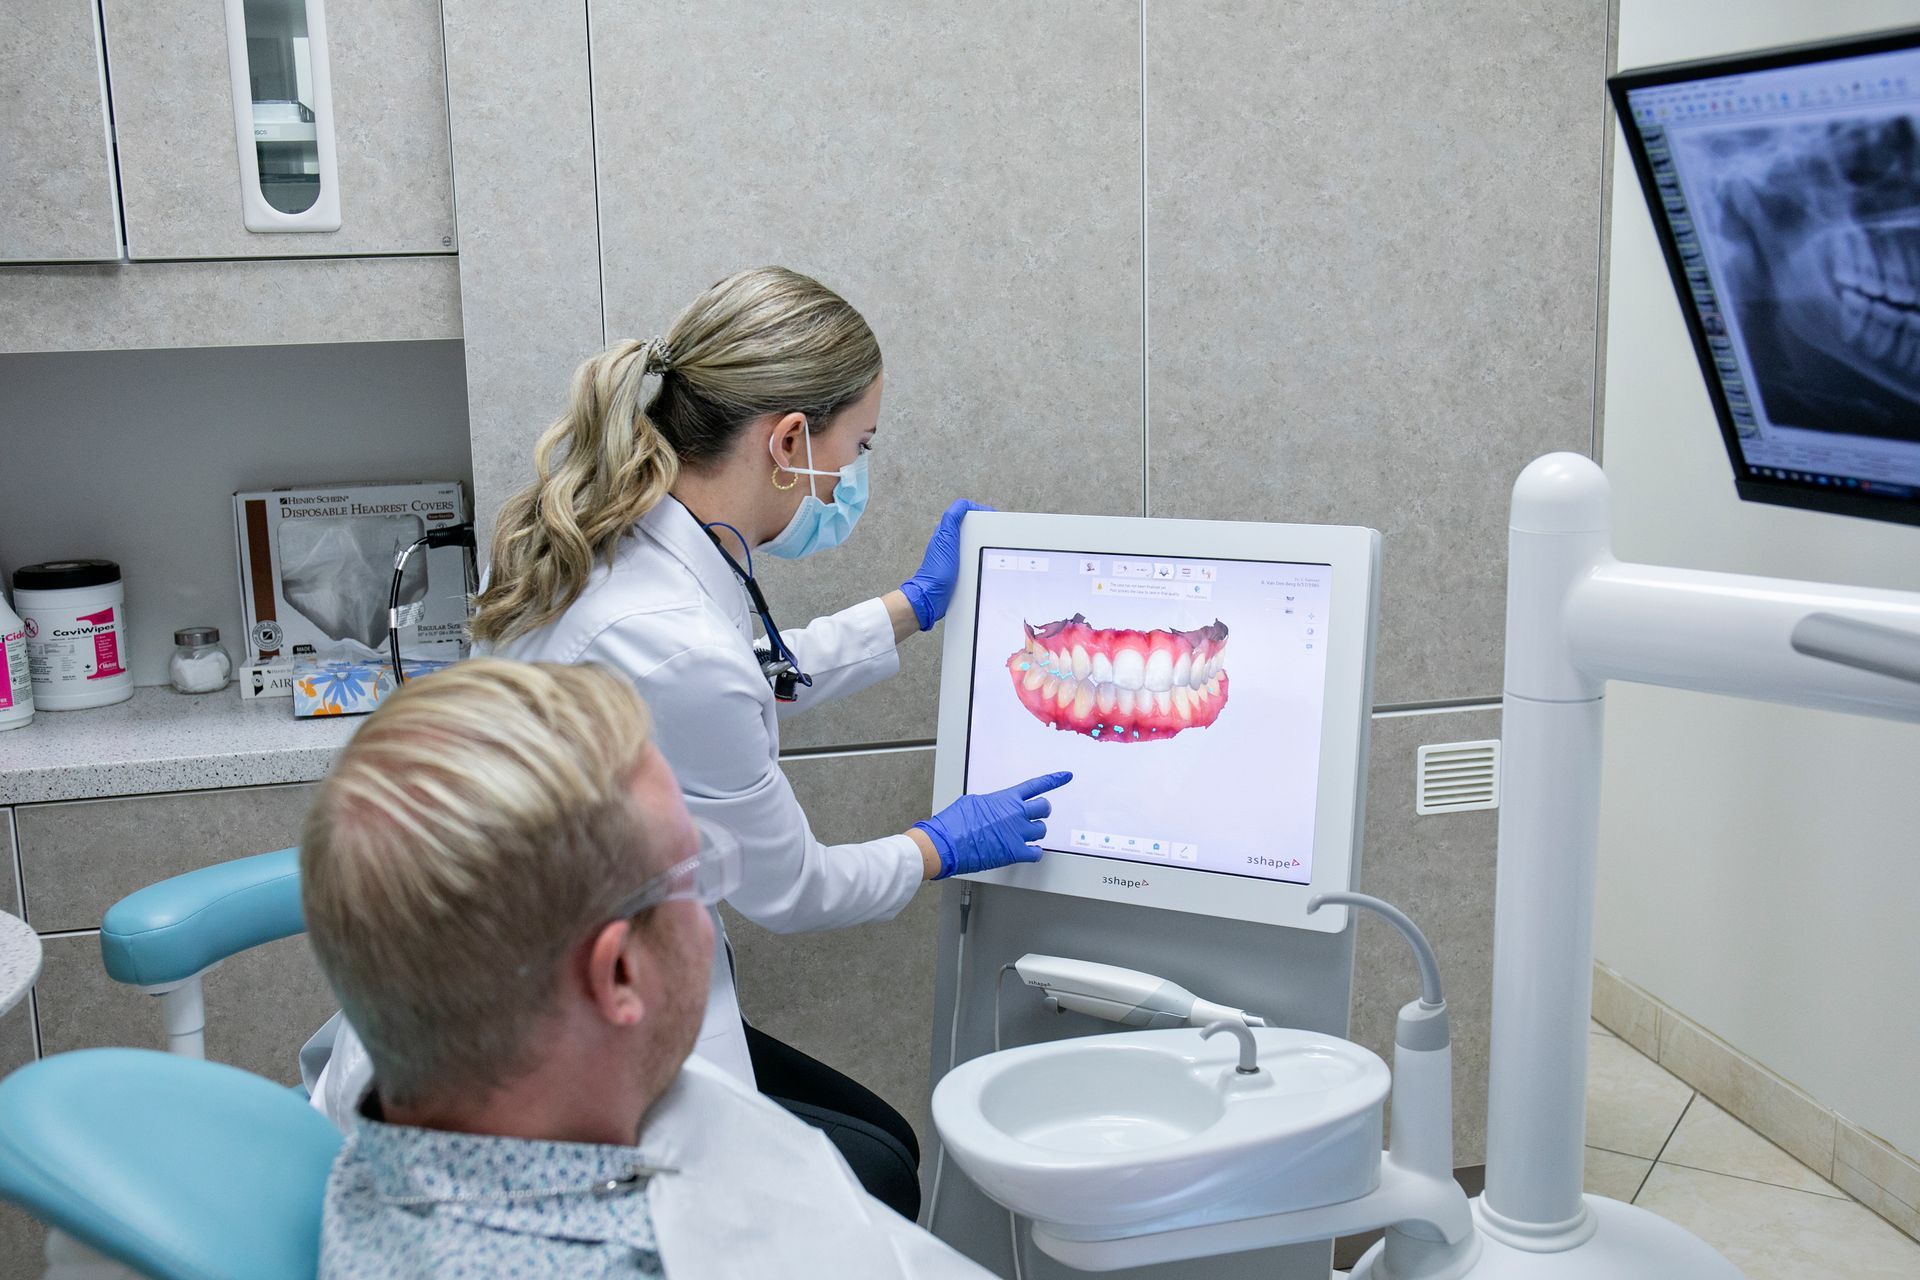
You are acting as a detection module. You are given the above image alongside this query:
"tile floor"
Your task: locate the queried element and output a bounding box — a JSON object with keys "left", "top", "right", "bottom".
{"left": 1582, "top": 1018, "right": 1920, "bottom": 1278}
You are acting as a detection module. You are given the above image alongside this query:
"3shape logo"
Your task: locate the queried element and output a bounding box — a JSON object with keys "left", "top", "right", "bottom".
{"left": 1102, "top": 875, "right": 1150, "bottom": 890}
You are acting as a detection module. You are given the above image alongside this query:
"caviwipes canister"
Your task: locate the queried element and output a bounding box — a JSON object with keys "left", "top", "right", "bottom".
{"left": 13, "top": 560, "right": 133, "bottom": 710}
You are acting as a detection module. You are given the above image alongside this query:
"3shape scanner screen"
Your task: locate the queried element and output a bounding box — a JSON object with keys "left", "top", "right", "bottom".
{"left": 962, "top": 548, "right": 1332, "bottom": 886}
{"left": 1620, "top": 35, "right": 1920, "bottom": 523}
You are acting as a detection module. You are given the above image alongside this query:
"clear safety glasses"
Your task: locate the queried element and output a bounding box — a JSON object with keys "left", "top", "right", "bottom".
{"left": 610, "top": 816, "right": 743, "bottom": 918}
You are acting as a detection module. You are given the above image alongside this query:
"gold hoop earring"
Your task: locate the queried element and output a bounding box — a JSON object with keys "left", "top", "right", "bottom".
{"left": 772, "top": 465, "right": 798, "bottom": 491}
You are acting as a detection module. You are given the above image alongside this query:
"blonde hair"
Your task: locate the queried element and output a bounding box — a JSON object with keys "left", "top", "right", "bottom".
{"left": 301, "top": 659, "right": 658, "bottom": 1108}
{"left": 472, "top": 266, "right": 884, "bottom": 645}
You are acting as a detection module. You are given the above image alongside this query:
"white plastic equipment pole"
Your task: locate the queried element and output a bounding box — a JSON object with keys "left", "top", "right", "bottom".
{"left": 1480, "top": 455, "right": 1613, "bottom": 1240}
{"left": 153, "top": 976, "right": 208, "bottom": 1059}
{"left": 1482, "top": 453, "right": 1920, "bottom": 1251}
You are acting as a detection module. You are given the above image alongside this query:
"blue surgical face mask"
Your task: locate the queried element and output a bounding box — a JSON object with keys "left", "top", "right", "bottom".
{"left": 761, "top": 424, "right": 870, "bottom": 559}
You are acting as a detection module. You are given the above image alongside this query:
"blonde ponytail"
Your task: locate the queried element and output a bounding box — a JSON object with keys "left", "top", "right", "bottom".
{"left": 471, "top": 267, "right": 883, "bottom": 646}
{"left": 471, "top": 341, "right": 680, "bottom": 644}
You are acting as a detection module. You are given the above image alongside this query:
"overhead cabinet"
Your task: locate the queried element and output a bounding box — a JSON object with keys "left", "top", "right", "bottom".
{"left": 0, "top": 0, "right": 122, "bottom": 262}
{"left": 98, "top": 0, "right": 457, "bottom": 260}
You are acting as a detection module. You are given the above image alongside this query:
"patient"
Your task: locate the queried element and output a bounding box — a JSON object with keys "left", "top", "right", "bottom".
{"left": 301, "top": 659, "right": 986, "bottom": 1278}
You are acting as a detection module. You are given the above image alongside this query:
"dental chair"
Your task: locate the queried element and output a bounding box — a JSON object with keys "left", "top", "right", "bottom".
{"left": 0, "top": 849, "right": 338, "bottom": 1280}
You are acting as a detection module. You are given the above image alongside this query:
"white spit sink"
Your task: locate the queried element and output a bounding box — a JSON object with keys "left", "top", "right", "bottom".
{"left": 932, "top": 1026, "right": 1390, "bottom": 1239}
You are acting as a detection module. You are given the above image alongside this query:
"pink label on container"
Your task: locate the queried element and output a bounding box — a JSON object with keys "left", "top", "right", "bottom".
{"left": 78, "top": 605, "right": 124, "bottom": 680}
{"left": 0, "top": 632, "right": 17, "bottom": 710}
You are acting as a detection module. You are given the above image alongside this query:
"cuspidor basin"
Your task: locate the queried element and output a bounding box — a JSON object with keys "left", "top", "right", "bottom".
{"left": 933, "top": 1026, "right": 1390, "bottom": 1238}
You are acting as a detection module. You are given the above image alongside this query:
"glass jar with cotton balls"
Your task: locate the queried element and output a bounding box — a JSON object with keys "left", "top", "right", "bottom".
{"left": 169, "top": 627, "right": 233, "bottom": 695}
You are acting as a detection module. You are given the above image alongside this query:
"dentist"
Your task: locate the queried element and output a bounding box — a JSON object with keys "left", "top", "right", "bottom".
{"left": 307, "top": 267, "right": 1069, "bottom": 1219}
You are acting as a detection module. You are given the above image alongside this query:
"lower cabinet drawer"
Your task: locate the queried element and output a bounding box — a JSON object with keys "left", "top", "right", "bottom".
{"left": 16, "top": 784, "right": 317, "bottom": 933}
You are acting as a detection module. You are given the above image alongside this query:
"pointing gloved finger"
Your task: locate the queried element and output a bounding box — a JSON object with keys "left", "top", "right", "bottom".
{"left": 1023, "top": 796, "right": 1053, "bottom": 820}
{"left": 1013, "top": 770, "right": 1073, "bottom": 800}
{"left": 1010, "top": 843, "right": 1045, "bottom": 864}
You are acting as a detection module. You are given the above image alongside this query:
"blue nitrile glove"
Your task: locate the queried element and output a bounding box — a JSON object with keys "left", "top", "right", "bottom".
{"left": 915, "top": 771, "right": 1073, "bottom": 879}
{"left": 900, "top": 499, "right": 993, "bottom": 631}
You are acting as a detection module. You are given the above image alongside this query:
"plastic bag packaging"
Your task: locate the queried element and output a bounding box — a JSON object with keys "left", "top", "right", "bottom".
{"left": 276, "top": 515, "right": 428, "bottom": 649}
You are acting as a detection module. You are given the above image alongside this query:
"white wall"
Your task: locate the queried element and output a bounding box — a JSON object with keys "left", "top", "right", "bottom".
{"left": 1598, "top": 0, "right": 1920, "bottom": 1158}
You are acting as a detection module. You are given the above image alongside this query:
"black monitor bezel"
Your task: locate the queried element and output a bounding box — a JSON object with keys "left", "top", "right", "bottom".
{"left": 1608, "top": 24, "right": 1920, "bottom": 529}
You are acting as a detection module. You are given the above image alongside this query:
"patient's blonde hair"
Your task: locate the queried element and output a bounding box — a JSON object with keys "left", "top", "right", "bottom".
{"left": 471, "top": 266, "right": 883, "bottom": 646}
{"left": 301, "top": 659, "right": 657, "bottom": 1108}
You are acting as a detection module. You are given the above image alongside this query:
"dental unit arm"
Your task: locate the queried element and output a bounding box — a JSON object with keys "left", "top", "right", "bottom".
{"left": 1012, "top": 954, "right": 1270, "bottom": 1031}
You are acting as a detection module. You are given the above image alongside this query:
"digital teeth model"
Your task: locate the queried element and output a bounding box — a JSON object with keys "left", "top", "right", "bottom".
{"left": 1006, "top": 614, "right": 1229, "bottom": 742}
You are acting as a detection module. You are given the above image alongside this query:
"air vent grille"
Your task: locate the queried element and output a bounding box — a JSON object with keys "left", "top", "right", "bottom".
{"left": 1415, "top": 739, "right": 1501, "bottom": 815}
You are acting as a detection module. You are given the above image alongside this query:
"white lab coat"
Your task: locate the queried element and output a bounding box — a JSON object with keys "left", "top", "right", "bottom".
{"left": 307, "top": 499, "right": 923, "bottom": 1123}
{"left": 643, "top": 1057, "right": 989, "bottom": 1277}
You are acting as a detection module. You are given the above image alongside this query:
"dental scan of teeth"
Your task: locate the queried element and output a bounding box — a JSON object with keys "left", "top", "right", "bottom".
{"left": 965, "top": 549, "right": 1330, "bottom": 886}
{"left": 1006, "top": 615, "right": 1230, "bottom": 742}
{"left": 1616, "top": 30, "right": 1920, "bottom": 525}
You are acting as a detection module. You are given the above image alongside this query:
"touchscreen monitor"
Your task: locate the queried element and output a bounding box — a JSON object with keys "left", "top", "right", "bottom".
{"left": 962, "top": 547, "right": 1332, "bottom": 887}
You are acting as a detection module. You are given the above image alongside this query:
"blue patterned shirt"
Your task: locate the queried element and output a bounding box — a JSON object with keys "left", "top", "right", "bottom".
{"left": 321, "top": 1115, "right": 669, "bottom": 1279}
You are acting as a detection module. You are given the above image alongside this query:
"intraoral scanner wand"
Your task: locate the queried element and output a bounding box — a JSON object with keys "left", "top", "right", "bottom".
{"left": 1012, "top": 954, "right": 1269, "bottom": 1029}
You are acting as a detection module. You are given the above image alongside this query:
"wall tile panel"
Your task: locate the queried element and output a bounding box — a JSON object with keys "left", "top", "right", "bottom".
{"left": 0, "top": 1205, "right": 38, "bottom": 1280}
{"left": 723, "top": 747, "right": 938, "bottom": 1152}
{"left": 588, "top": 0, "right": 1146, "bottom": 749}
{"left": 16, "top": 784, "right": 315, "bottom": 932}
{"left": 3, "top": 810, "right": 19, "bottom": 916}
{"left": 441, "top": 0, "right": 606, "bottom": 546}
{"left": 1350, "top": 707, "right": 1502, "bottom": 1164}
{"left": 1145, "top": 1, "right": 1607, "bottom": 706}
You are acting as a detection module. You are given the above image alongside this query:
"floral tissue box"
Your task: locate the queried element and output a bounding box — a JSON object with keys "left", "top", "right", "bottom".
{"left": 292, "top": 658, "right": 455, "bottom": 718}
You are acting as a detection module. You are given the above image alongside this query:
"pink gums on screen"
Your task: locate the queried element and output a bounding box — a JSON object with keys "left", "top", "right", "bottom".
{"left": 1006, "top": 614, "right": 1229, "bottom": 742}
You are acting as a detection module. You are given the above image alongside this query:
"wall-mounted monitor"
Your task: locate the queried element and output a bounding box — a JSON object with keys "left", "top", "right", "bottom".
{"left": 1612, "top": 26, "right": 1920, "bottom": 527}
{"left": 930, "top": 513, "right": 1380, "bottom": 931}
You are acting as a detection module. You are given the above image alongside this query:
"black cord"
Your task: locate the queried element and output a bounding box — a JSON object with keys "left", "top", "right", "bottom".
{"left": 671, "top": 498, "right": 814, "bottom": 696}
{"left": 389, "top": 524, "right": 476, "bottom": 686}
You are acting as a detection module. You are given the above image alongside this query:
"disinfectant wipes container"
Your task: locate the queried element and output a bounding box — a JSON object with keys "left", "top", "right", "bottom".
{"left": 0, "top": 586, "right": 34, "bottom": 730}
{"left": 13, "top": 560, "right": 133, "bottom": 711}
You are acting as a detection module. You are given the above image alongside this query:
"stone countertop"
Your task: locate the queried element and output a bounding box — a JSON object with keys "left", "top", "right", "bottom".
{"left": 0, "top": 686, "right": 357, "bottom": 805}
{"left": 0, "top": 910, "right": 42, "bottom": 1016}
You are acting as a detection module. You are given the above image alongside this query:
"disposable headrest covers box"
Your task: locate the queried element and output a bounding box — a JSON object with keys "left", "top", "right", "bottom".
{"left": 234, "top": 482, "right": 469, "bottom": 666}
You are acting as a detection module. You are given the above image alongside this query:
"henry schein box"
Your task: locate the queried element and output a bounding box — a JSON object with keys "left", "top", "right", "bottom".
{"left": 233, "top": 482, "right": 470, "bottom": 666}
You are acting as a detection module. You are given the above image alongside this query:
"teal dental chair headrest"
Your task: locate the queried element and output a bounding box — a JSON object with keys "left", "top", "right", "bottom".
{"left": 0, "top": 1048, "right": 340, "bottom": 1280}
